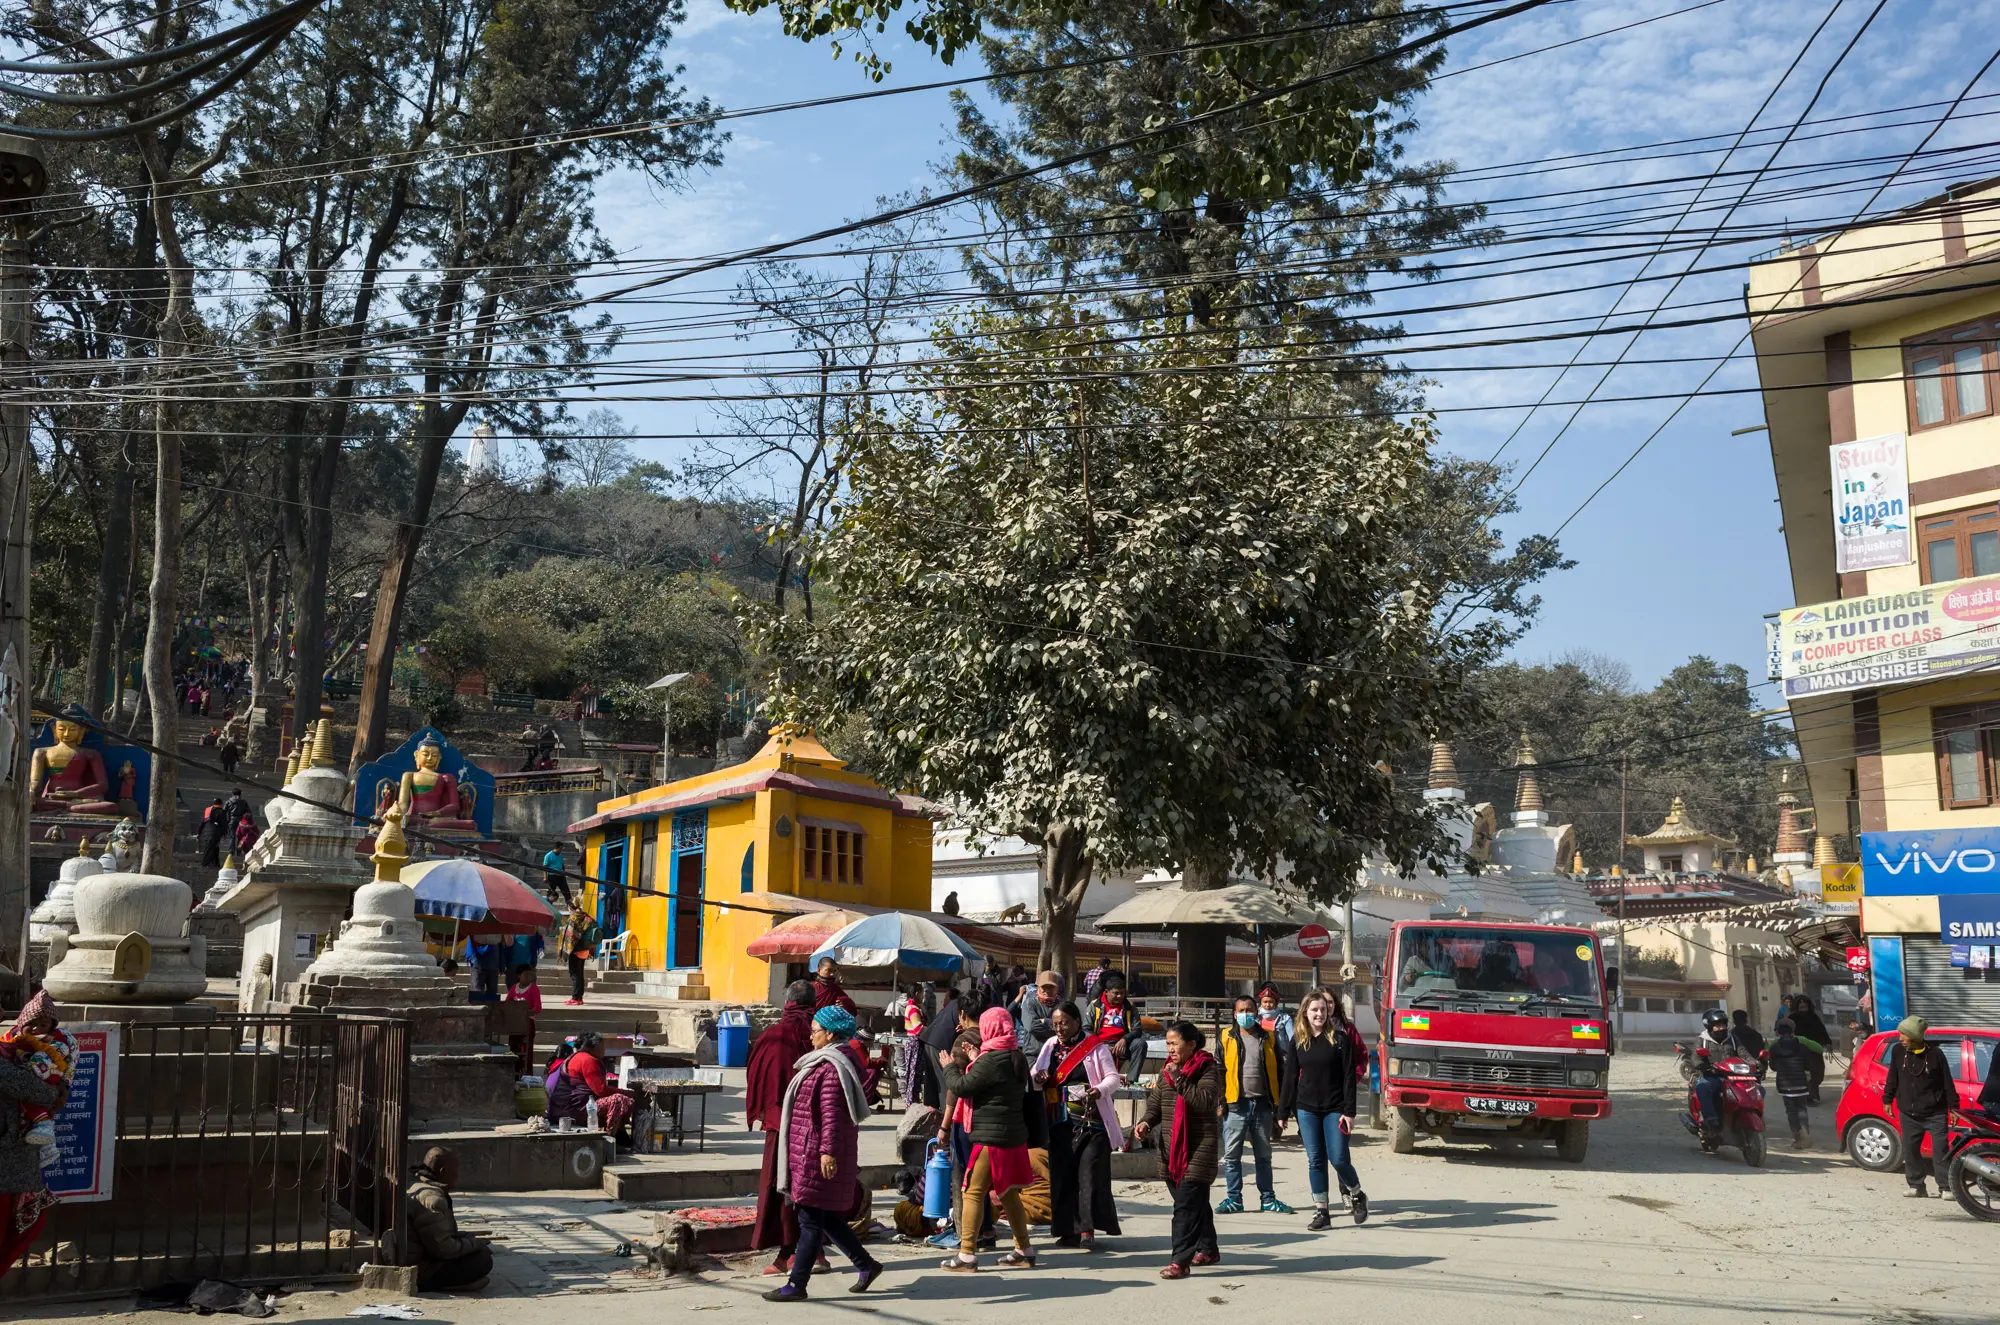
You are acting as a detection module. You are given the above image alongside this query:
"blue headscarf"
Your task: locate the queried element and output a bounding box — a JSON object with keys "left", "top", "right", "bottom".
{"left": 814, "top": 1005, "right": 857, "bottom": 1038}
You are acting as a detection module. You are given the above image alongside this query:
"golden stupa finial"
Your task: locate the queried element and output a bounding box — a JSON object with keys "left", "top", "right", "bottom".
{"left": 372, "top": 806, "right": 409, "bottom": 883}
{"left": 284, "top": 743, "right": 302, "bottom": 783}
{"left": 310, "top": 717, "right": 338, "bottom": 769}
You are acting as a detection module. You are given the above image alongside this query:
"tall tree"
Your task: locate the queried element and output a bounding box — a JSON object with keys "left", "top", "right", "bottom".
{"left": 747, "top": 309, "right": 1542, "bottom": 987}
{"left": 347, "top": 0, "right": 724, "bottom": 771}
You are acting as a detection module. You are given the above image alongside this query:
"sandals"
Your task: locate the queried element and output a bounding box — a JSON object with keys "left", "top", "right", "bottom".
{"left": 997, "top": 1250, "right": 1038, "bottom": 1268}
{"left": 940, "top": 1256, "right": 979, "bottom": 1273}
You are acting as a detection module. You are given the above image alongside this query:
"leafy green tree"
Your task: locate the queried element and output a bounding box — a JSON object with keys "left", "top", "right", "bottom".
{"left": 747, "top": 308, "right": 1539, "bottom": 985}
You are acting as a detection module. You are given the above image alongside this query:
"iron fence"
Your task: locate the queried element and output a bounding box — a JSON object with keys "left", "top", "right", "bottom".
{"left": 3, "top": 1012, "right": 409, "bottom": 1299}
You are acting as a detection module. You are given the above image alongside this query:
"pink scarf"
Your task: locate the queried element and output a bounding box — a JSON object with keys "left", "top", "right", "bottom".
{"left": 978, "top": 1007, "right": 1018, "bottom": 1053}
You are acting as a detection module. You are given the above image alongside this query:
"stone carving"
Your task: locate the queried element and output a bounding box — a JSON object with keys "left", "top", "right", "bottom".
{"left": 42, "top": 872, "right": 208, "bottom": 1004}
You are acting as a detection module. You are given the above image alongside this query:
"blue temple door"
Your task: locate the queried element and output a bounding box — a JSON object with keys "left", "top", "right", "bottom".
{"left": 668, "top": 811, "right": 707, "bottom": 970}
{"left": 598, "top": 835, "right": 628, "bottom": 938}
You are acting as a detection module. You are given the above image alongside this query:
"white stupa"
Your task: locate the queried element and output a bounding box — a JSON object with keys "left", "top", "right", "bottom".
{"left": 467, "top": 422, "right": 501, "bottom": 477}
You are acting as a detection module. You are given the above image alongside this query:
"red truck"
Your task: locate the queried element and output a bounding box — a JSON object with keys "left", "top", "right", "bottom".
{"left": 1375, "top": 918, "right": 1618, "bottom": 1163}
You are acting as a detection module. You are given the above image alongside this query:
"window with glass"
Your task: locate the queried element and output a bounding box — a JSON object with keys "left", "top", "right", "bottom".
{"left": 1934, "top": 702, "right": 2000, "bottom": 809}
{"left": 1918, "top": 504, "right": 2000, "bottom": 584}
{"left": 1905, "top": 320, "right": 1997, "bottom": 430}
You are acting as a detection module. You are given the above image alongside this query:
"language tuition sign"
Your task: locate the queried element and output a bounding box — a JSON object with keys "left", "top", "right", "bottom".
{"left": 44, "top": 1022, "right": 119, "bottom": 1203}
{"left": 1774, "top": 574, "right": 2000, "bottom": 698}
{"left": 1831, "top": 434, "right": 1913, "bottom": 573}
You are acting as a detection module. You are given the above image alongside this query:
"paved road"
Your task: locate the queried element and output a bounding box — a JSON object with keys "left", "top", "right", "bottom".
{"left": 16, "top": 1051, "right": 1996, "bottom": 1324}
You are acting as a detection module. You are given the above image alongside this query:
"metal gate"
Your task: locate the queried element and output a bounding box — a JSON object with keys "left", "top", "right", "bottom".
{"left": 2, "top": 1013, "right": 410, "bottom": 1298}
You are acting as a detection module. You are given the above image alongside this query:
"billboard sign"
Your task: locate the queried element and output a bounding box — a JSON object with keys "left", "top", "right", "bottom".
{"left": 1861, "top": 828, "right": 2000, "bottom": 897}
{"left": 1831, "top": 434, "right": 1913, "bottom": 573}
{"left": 1773, "top": 575, "right": 2000, "bottom": 699}
{"left": 1939, "top": 893, "right": 2000, "bottom": 941}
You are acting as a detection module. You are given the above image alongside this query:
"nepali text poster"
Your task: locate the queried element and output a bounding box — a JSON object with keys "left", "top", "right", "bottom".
{"left": 44, "top": 1022, "right": 119, "bottom": 1203}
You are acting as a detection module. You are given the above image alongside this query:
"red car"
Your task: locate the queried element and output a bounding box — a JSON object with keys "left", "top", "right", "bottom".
{"left": 1837, "top": 1029, "right": 1999, "bottom": 1170}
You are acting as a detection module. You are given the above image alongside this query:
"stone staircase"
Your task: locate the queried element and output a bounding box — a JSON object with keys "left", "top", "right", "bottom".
{"left": 633, "top": 968, "right": 711, "bottom": 1001}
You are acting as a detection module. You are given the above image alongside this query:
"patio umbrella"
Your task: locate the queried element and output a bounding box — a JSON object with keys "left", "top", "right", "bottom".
{"left": 745, "top": 909, "right": 865, "bottom": 960}
{"left": 809, "top": 911, "right": 986, "bottom": 977}
{"left": 401, "top": 858, "right": 555, "bottom": 937}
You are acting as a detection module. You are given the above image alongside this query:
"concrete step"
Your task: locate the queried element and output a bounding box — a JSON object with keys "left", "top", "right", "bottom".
{"left": 598, "top": 1148, "right": 1159, "bottom": 1204}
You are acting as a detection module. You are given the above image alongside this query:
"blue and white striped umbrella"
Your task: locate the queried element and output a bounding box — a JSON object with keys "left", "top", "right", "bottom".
{"left": 808, "top": 911, "right": 987, "bottom": 976}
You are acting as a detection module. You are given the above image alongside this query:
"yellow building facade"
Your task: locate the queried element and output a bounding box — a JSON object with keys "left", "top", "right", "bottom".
{"left": 566, "top": 727, "right": 935, "bottom": 1004}
{"left": 1749, "top": 179, "right": 2000, "bottom": 1028}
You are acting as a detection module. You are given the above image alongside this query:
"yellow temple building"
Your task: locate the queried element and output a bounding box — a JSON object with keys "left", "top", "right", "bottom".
{"left": 565, "top": 727, "right": 935, "bottom": 1003}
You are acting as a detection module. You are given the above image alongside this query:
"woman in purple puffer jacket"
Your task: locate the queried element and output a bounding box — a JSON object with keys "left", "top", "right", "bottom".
{"left": 766, "top": 1006, "right": 883, "bottom": 1303}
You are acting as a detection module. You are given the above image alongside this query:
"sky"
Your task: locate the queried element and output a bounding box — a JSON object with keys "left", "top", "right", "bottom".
{"left": 558, "top": 0, "right": 2000, "bottom": 693}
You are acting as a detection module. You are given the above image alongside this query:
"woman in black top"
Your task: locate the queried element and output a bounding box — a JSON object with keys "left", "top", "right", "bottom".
{"left": 1278, "top": 987, "right": 1368, "bottom": 1229}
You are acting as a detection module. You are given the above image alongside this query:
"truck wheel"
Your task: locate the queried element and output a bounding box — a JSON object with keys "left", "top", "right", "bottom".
{"left": 1392, "top": 1107, "right": 1418, "bottom": 1154}
{"left": 1555, "top": 1119, "right": 1588, "bottom": 1163}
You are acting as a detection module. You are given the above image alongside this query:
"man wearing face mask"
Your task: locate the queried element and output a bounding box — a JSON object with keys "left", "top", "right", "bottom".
{"left": 1217, "top": 995, "right": 1293, "bottom": 1215}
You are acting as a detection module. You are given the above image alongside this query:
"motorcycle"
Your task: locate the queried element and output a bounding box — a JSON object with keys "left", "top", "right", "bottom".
{"left": 1676, "top": 1047, "right": 1767, "bottom": 1167}
{"left": 1672, "top": 1041, "right": 1701, "bottom": 1083}
{"left": 1945, "top": 1106, "right": 2000, "bottom": 1221}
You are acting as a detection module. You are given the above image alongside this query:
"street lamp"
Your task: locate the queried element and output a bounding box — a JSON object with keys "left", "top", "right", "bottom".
{"left": 647, "top": 671, "right": 691, "bottom": 782}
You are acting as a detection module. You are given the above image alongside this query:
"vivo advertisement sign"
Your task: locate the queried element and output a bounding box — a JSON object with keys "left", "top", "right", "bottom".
{"left": 1861, "top": 828, "right": 2000, "bottom": 897}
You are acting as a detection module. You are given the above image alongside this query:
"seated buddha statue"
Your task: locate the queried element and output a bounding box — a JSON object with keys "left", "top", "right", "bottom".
{"left": 396, "top": 736, "right": 477, "bottom": 829}
{"left": 30, "top": 707, "right": 120, "bottom": 815}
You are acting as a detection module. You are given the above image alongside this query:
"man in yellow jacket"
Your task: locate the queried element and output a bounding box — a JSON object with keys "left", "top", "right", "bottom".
{"left": 1217, "top": 995, "right": 1293, "bottom": 1215}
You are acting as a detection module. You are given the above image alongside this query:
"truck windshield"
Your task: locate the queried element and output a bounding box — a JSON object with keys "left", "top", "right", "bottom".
{"left": 1397, "top": 926, "right": 1603, "bottom": 1008}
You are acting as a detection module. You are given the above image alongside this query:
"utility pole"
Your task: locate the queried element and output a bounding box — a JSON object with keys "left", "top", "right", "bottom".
{"left": 0, "top": 136, "right": 46, "bottom": 1000}
{"left": 1616, "top": 750, "right": 1629, "bottom": 1039}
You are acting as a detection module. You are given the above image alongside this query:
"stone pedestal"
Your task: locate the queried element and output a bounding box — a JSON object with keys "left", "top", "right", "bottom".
{"left": 284, "top": 879, "right": 516, "bottom": 1123}
{"left": 218, "top": 727, "right": 372, "bottom": 1011}
{"left": 42, "top": 873, "right": 208, "bottom": 1004}
{"left": 243, "top": 704, "right": 285, "bottom": 771}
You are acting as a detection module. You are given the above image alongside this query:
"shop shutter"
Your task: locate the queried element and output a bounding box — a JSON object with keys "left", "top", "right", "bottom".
{"left": 1901, "top": 939, "right": 2000, "bottom": 1026}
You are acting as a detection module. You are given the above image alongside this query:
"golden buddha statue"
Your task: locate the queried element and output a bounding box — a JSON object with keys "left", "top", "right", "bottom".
{"left": 395, "top": 735, "right": 476, "bottom": 828}
{"left": 30, "top": 706, "right": 119, "bottom": 815}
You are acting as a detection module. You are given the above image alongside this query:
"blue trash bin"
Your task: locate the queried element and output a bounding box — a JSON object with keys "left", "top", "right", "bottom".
{"left": 716, "top": 1009, "right": 751, "bottom": 1068}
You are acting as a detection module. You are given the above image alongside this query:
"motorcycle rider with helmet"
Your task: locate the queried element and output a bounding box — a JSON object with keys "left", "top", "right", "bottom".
{"left": 1691, "top": 1009, "right": 1737, "bottom": 1138}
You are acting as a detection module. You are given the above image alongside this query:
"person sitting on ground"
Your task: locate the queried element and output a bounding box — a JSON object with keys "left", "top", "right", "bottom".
{"left": 545, "top": 1030, "right": 635, "bottom": 1143}
{"left": 406, "top": 1146, "right": 492, "bottom": 1293}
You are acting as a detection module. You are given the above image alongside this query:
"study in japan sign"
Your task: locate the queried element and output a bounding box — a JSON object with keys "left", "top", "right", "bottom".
{"left": 1774, "top": 574, "right": 2000, "bottom": 698}
{"left": 1830, "top": 434, "right": 1912, "bottom": 574}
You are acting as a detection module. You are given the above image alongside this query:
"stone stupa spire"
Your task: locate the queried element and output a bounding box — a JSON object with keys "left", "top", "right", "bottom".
{"left": 1512, "top": 734, "right": 1547, "bottom": 827}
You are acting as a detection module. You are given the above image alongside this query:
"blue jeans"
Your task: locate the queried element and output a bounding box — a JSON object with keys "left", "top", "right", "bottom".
{"left": 1222, "top": 1099, "right": 1275, "bottom": 1204}
{"left": 1295, "top": 1109, "right": 1360, "bottom": 1203}
{"left": 1693, "top": 1074, "right": 1723, "bottom": 1130}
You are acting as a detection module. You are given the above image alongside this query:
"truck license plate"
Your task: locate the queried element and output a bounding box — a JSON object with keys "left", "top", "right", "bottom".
{"left": 1464, "top": 1097, "right": 1535, "bottom": 1115}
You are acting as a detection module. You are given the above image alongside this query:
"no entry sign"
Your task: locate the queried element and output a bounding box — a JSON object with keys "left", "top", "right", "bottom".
{"left": 1296, "top": 923, "right": 1333, "bottom": 960}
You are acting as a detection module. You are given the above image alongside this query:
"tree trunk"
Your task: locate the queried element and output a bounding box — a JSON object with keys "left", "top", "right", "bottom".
{"left": 1176, "top": 854, "right": 1229, "bottom": 1001}
{"left": 350, "top": 409, "right": 456, "bottom": 772}
{"left": 139, "top": 386, "right": 181, "bottom": 874}
{"left": 82, "top": 439, "right": 134, "bottom": 718}
{"left": 287, "top": 433, "right": 341, "bottom": 748}
{"left": 1035, "top": 820, "right": 1093, "bottom": 997}
{"left": 239, "top": 511, "right": 272, "bottom": 717}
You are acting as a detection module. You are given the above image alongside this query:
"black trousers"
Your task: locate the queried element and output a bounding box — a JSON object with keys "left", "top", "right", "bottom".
{"left": 418, "top": 1244, "right": 492, "bottom": 1291}
{"left": 546, "top": 873, "right": 573, "bottom": 906}
{"left": 1166, "top": 1178, "right": 1217, "bottom": 1267}
{"left": 787, "top": 1200, "right": 878, "bottom": 1293}
{"left": 1780, "top": 1095, "right": 1810, "bottom": 1132}
{"left": 1806, "top": 1051, "right": 1825, "bottom": 1102}
{"left": 567, "top": 955, "right": 586, "bottom": 1001}
{"left": 1902, "top": 1111, "right": 1950, "bottom": 1188}
{"left": 1049, "top": 1123, "right": 1120, "bottom": 1238}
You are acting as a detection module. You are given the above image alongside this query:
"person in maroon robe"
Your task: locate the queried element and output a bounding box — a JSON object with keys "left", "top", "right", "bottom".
{"left": 747, "top": 980, "right": 819, "bottom": 1272}
{"left": 813, "top": 957, "right": 859, "bottom": 1015}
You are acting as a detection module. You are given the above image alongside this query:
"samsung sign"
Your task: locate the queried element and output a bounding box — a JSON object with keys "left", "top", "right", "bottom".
{"left": 1939, "top": 894, "right": 2000, "bottom": 941}
{"left": 1862, "top": 829, "right": 2000, "bottom": 897}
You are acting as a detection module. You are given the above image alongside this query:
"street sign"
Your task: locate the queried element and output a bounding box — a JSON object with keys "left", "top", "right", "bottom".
{"left": 1296, "top": 924, "right": 1332, "bottom": 959}
{"left": 45, "top": 1022, "right": 118, "bottom": 1203}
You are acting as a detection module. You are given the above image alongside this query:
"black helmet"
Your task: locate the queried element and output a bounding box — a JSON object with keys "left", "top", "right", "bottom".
{"left": 1701, "top": 1009, "right": 1728, "bottom": 1035}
